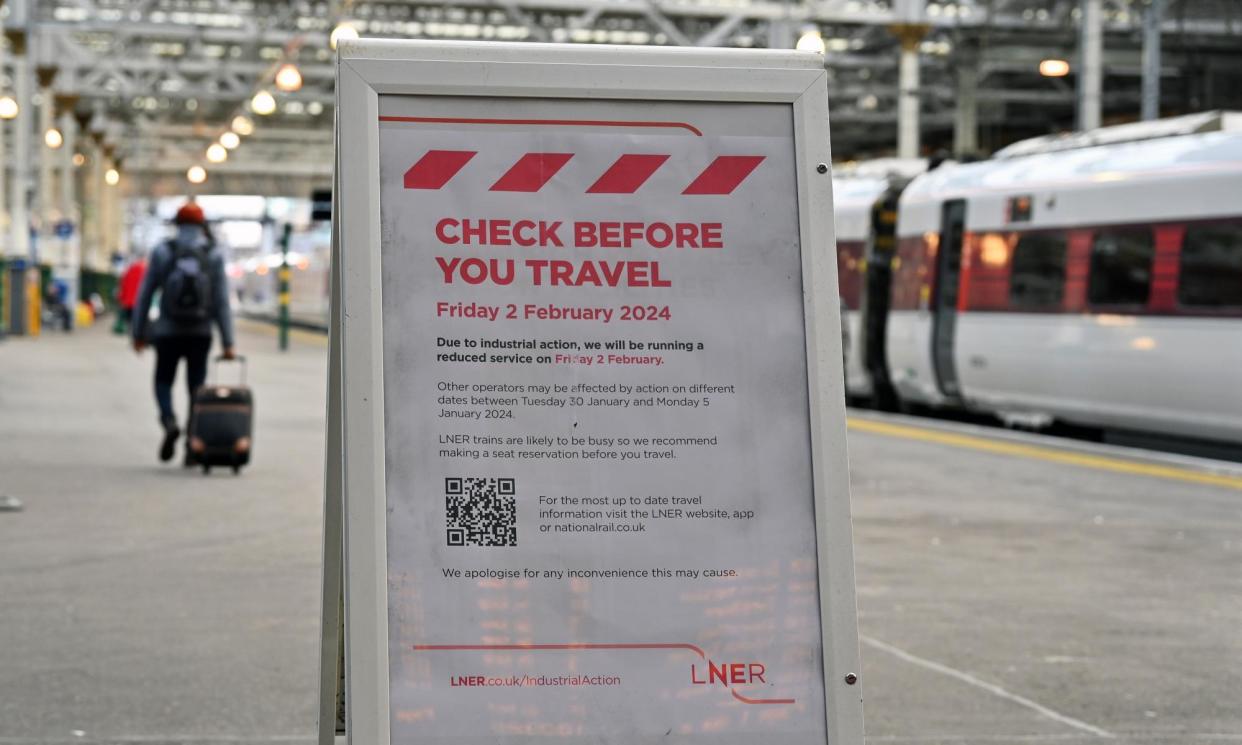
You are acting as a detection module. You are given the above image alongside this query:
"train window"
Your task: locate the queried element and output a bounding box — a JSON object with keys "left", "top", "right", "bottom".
{"left": 1087, "top": 228, "right": 1154, "bottom": 306}
{"left": 1006, "top": 195, "right": 1034, "bottom": 224}
{"left": 1009, "top": 232, "right": 1067, "bottom": 308}
{"left": 1179, "top": 224, "right": 1242, "bottom": 307}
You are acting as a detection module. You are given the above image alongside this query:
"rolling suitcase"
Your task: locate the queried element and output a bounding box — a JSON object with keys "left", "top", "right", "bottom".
{"left": 189, "top": 355, "right": 253, "bottom": 475}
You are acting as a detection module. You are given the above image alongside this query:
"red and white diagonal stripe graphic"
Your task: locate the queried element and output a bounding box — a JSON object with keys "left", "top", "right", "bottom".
{"left": 402, "top": 150, "right": 764, "bottom": 195}
{"left": 490, "top": 153, "right": 575, "bottom": 192}
{"left": 586, "top": 154, "right": 671, "bottom": 194}
{"left": 681, "top": 156, "right": 766, "bottom": 195}
{"left": 403, "top": 150, "right": 477, "bottom": 190}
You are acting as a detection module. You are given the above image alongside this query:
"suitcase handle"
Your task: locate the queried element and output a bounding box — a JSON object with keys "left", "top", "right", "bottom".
{"left": 211, "top": 354, "right": 247, "bottom": 386}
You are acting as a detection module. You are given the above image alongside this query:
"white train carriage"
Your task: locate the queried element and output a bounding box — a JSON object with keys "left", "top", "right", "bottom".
{"left": 886, "top": 112, "right": 1242, "bottom": 444}
{"left": 834, "top": 175, "right": 890, "bottom": 398}
{"left": 234, "top": 224, "right": 332, "bottom": 328}
{"left": 832, "top": 159, "right": 927, "bottom": 404}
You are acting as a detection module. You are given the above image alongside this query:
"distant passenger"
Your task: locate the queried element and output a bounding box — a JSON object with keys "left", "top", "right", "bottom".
{"left": 45, "top": 278, "right": 73, "bottom": 332}
{"left": 131, "top": 201, "right": 237, "bottom": 464}
{"left": 115, "top": 252, "right": 147, "bottom": 333}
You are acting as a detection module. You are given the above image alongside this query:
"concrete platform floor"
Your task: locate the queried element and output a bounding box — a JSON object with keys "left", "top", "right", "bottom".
{"left": 847, "top": 414, "right": 1242, "bottom": 745}
{"left": 0, "top": 321, "right": 327, "bottom": 743}
{"left": 2, "top": 321, "right": 1240, "bottom": 744}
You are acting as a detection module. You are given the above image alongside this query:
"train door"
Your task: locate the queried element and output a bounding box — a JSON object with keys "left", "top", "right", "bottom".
{"left": 931, "top": 199, "right": 965, "bottom": 400}
{"left": 863, "top": 189, "right": 900, "bottom": 409}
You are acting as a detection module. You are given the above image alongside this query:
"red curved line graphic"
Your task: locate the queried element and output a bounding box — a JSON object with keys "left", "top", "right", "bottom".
{"left": 379, "top": 115, "right": 703, "bottom": 137}
{"left": 731, "top": 689, "right": 797, "bottom": 705}
{"left": 412, "top": 643, "right": 796, "bottom": 704}
{"left": 413, "top": 642, "right": 706, "bottom": 659}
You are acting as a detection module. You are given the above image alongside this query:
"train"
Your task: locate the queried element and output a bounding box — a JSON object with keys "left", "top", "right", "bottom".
{"left": 837, "top": 111, "right": 1242, "bottom": 449}
{"left": 232, "top": 222, "right": 332, "bottom": 327}
{"left": 236, "top": 111, "right": 1242, "bottom": 449}
{"left": 833, "top": 158, "right": 928, "bottom": 408}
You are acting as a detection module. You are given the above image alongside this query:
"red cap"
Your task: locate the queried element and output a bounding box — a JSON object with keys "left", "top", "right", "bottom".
{"left": 174, "top": 202, "right": 205, "bottom": 225}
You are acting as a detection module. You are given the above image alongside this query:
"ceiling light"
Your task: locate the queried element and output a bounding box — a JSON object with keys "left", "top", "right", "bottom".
{"left": 219, "top": 131, "right": 240, "bottom": 149}
{"left": 330, "top": 22, "right": 360, "bottom": 50}
{"left": 231, "top": 115, "right": 255, "bottom": 135}
{"left": 45, "top": 128, "right": 64, "bottom": 149}
{"left": 187, "top": 165, "right": 207, "bottom": 184}
{"left": 206, "top": 143, "right": 228, "bottom": 163}
{"left": 105, "top": 168, "right": 120, "bottom": 186}
{"left": 275, "top": 63, "right": 303, "bottom": 92}
{"left": 0, "top": 96, "right": 18, "bottom": 119}
{"left": 1040, "top": 59, "right": 1071, "bottom": 77}
{"left": 251, "top": 90, "right": 277, "bottom": 116}
{"left": 73, "top": 153, "right": 86, "bottom": 167}
{"left": 795, "top": 29, "right": 826, "bottom": 54}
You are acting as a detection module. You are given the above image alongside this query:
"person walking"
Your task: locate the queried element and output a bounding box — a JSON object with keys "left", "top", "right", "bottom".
{"left": 115, "top": 252, "right": 147, "bottom": 334}
{"left": 131, "top": 201, "right": 237, "bottom": 463}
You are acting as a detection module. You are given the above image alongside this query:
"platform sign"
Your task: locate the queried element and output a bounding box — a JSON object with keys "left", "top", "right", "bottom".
{"left": 322, "top": 40, "right": 863, "bottom": 745}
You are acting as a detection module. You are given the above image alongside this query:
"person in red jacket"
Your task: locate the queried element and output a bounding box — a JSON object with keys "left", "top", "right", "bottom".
{"left": 116, "top": 254, "right": 147, "bottom": 332}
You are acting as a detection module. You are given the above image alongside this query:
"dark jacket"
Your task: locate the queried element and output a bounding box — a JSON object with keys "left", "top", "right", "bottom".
{"left": 131, "top": 231, "right": 235, "bottom": 347}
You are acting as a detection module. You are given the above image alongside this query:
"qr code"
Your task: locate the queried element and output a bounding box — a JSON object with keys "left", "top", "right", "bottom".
{"left": 445, "top": 477, "right": 517, "bottom": 547}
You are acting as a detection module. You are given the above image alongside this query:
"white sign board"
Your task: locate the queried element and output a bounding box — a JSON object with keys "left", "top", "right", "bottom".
{"left": 324, "top": 40, "right": 863, "bottom": 745}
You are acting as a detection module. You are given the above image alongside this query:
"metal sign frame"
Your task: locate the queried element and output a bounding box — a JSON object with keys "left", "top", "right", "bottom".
{"left": 323, "top": 38, "right": 863, "bottom": 745}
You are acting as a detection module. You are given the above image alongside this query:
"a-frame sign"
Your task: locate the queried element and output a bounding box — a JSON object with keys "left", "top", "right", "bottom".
{"left": 320, "top": 39, "right": 864, "bottom": 745}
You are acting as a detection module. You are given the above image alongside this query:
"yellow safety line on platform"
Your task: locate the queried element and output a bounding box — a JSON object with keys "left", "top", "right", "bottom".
{"left": 847, "top": 417, "right": 1242, "bottom": 491}
{"left": 237, "top": 318, "right": 328, "bottom": 346}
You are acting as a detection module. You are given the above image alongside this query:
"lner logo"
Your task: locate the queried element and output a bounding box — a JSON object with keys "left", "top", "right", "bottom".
{"left": 691, "top": 659, "right": 767, "bottom": 687}
{"left": 690, "top": 658, "right": 796, "bottom": 705}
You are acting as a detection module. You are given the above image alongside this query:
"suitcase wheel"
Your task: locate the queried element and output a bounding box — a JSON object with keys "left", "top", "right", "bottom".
{"left": 202, "top": 463, "right": 211, "bottom": 475}
{"left": 232, "top": 464, "right": 241, "bottom": 475}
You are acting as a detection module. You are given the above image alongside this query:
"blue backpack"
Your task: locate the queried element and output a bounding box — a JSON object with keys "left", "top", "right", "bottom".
{"left": 161, "top": 240, "right": 213, "bottom": 323}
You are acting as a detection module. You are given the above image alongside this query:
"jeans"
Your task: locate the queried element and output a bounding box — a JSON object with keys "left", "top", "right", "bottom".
{"left": 154, "top": 336, "right": 212, "bottom": 423}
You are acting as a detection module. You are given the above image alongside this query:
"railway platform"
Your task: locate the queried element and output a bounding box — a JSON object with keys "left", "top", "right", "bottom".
{"left": 0, "top": 320, "right": 327, "bottom": 740}
{"left": 2, "top": 321, "right": 1241, "bottom": 744}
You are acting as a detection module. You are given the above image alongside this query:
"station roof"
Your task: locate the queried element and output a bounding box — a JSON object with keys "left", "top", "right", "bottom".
{"left": 11, "top": 0, "right": 1242, "bottom": 195}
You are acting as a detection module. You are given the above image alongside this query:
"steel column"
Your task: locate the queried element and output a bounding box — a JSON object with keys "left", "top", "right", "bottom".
{"left": 57, "top": 107, "right": 76, "bottom": 224}
{"left": 0, "top": 14, "right": 6, "bottom": 258}
{"left": 1078, "top": 0, "right": 1103, "bottom": 131}
{"left": 766, "top": 15, "right": 793, "bottom": 51}
{"left": 10, "top": 33, "right": 30, "bottom": 260}
{"left": 86, "top": 136, "right": 105, "bottom": 268}
{"left": 1141, "top": 0, "right": 1164, "bottom": 121}
{"left": 99, "top": 151, "right": 114, "bottom": 259}
{"left": 104, "top": 153, "right": 124, "bottom": 257}
{"left": 56, "top": 105, "right": 79, "bottom": 317}
{"left": 36, "top": 72, "right": 56, "bottom": 244}
{"left": 953, "top": 62, "right": 978, "bottom": 158}
{"left": 896, "top": 31, "right": 925, "bottom": 159}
